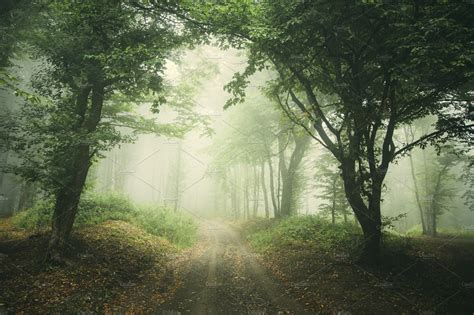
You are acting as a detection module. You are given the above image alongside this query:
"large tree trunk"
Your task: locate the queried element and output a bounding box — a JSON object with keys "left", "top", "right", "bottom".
{"left": 279, "top": 132, "right": 309, "bottom": 217}
{"left": 46, "top": 84, "right": 104, "bottom": 263}
{"left": 341, "top": 158, "right": 382, "bottom": 265}
{"left": 47, "top": 144, "right": 91, "bottom": 263}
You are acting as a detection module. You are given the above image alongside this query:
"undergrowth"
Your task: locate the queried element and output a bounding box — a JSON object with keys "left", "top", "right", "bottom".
{"left": 244, "top": 216, "right": 412, "bottom": 259}
{"left": 10, "top": 192, "right": 197, "bottom": 248}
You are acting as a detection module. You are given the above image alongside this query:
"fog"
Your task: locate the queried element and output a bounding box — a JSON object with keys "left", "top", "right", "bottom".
{"left": 88, "top": 45, "right": 473, "bottom": 234}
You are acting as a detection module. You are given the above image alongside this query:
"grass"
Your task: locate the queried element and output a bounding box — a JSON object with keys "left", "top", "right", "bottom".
{"left": 240, "top": 216, "right": 474, "bottom": 314}
{"left": 10, "top": 192, "right": 197, "bottom": 248}
{"left": 1, "top": 193, "right": 197, "bottom": 313}
{"left": 244, "top": 216, "right": 363, "bottom": 256}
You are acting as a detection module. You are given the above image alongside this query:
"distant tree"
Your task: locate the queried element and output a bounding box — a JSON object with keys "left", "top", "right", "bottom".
{"left": 315, "top": 151, "right": 350, "bottom": 224}
{"left": 404, "top": 125, "right": 428, "bottom": 235}
{"left": 422, "top": 148, "right": 458, "bottom": 236}
{"left": 210, "top": 96, "right": 310, "bottom": 219}
{"left": 277, "top": 126, "right": 310, "bottom": 217}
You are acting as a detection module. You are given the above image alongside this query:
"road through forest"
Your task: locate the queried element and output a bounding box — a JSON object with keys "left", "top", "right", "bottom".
{"left": 156, "top": 220, "right": 307, "bottom": 315}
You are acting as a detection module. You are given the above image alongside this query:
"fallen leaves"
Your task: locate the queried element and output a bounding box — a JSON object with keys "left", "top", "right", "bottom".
{"left": 0, "top": 220, "right": 182, "bottom": 314}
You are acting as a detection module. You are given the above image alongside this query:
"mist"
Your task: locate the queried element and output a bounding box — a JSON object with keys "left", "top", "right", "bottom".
{"left": 1, "top": 1, "right": 473, "bottom": 314}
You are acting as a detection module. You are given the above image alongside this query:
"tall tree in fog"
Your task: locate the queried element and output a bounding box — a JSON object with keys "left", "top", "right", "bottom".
{"left": 200, "top": 1, "right": 474, "bottom": 263}
{"left": 211, "top": 99, "right": 310, "bottom": 218}
{"left": 8, "top": 1, "right": 204, "bottom": 262}
{"left": 276, "top": 126, "right": 310, "bottom": 217}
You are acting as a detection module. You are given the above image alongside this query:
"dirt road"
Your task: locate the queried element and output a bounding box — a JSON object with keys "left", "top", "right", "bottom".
{"left": 156, "top": 220, "right": 307, "bottom": 315}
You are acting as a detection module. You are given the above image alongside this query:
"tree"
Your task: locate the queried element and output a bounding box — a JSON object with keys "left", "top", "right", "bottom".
{"left": 7, "top": 0, "right": 204, "bottom": 262}
{"left": 423, "top": 148, "right": 458, "bottom": 237}
{"left": 404, "top": 125, "right": 428, "bottom": 235}
{"left": 199, "top": 1, "right": 474, "bottom": 263}
{"left": 315, "top": 151, "right": 350, "bottom": 224}
{"left": 210, "top": 90, "right": 310, "bottom": 219}
{"left": 276, "top": 126, "right": 310, "bottom": 217}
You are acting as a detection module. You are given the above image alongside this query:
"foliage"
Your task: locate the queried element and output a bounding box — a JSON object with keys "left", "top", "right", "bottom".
{"left": 132, "top": 205, "right": 197, "bottom": 248}
{"left": 246, "top": 216, "right": 362, "bottom": 254}
{"left": 195, "top": 0, "right": 474, "bottom": 261}
{"left": 314, "top": 151, "right": 350, "bottom": 222}
{"left": 11, "top": 193, "right": 197, "bottom": 248}
{"left": 6, "top": 0, "right": 207, "bottom": 196}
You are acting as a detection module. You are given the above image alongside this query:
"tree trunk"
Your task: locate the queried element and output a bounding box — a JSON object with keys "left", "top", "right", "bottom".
{"left": 331, "top": 177, "right": 336, "bottom": 224}
{"left": 252, "top": 165, "right": 259, "bottom": 217}
{"left": 174, "top": 141, "right": 182, "bottom": 212}
{"left": 267, "top": 155, "right": 279, "bottom": 218}
{"left": 17, "top": 181, "right": 36, "bottom": 212}
{"left": 260, "top": 161, "right": 269, "bottom": 218}
{"left": 47, "top": 143, "right": 92, "bottom": 263}
{"left": 279, "top": 132, "right": 309, "bottom": 217}
{"left": 244, "top": 165, "right": 250, "bottom": 219}
{"left": 428, "top": 165, "right": 449, "bottom": 237}
{"left": 47, "top": 84, "right": 104, "bottom": 263}
{"left": 404, "top": 127, "right": 427, "bottom": 234}
{"left": 279, "top": 171, "right": 294, "bottom": 217}
{"left": 341, "top": 158, "right": 382, "bottom": 265}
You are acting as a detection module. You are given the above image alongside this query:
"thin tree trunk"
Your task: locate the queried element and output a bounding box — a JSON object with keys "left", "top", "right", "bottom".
{"left": 260, "top": 161, "right": 269, "bottom": 218}
{"left": 252, "top": 165, "right": 259, "bottom": 217}
{"left": 422, "top": 149, "right": 433, "bottom": 235}
{"left": 331, "top": 177, "right": 336, "bottom": 224}
{"left": 267, "top": 155, "right": 279, "bottom": 218}
{"left": 429, "top": 165, "right": 449, "bottom": 237}
{"left": 174, "top": 141, "right": 182, "bottom": 212}
{"left": 244, "top": 165, "right": 250, "bottom": 219}
{"left": 17, "top": 181, "right": 36, "bottom": 212}
{"left": 404, "top": 127, "right": 427, "bottom": 234}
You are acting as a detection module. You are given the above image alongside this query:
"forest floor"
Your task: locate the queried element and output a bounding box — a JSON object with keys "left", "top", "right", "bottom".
{"left": 1, "top": 218, "right": 474, "bottom": 314}
{"left": 0, "top": 219, "right": 182, "bottom": 314}
{"left": 239, "top": 220, "right": 474, "bottom": 314}
{"left": 156, "top": 219, "right": 307, "bottom": 314}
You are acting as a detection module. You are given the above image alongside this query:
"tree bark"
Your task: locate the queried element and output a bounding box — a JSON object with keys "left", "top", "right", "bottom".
{"left": 428, "top": 164, "right": 449, "bottom": 237}
{"left": 47, "top": 84, "right": 104, "bottom": 263}
{"left": 341, "top": 158, "right": 383, "bottom": 265}
{"left": 404, "top": 127, "right": 427, "bottom": 234}
{"left": 266, "top": 154, "right": 279, "bottom": 218}
{"left": 279, "top": 132, "right": 309, "bottom": 217}
{"left": 252, "top": 165, "right": 259, "bottom": 217}
{"left": 260, "top": 161, "right": 269, "bottom": 218}
{"left": 331, "top": 177, "right": 336, "bottom": 224}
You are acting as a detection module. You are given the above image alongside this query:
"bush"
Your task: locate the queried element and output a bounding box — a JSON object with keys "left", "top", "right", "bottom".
{"left": 11, "top": 199, "right": 54, "bottom": 230}
{"left": 133, "top": 205, "right": 197, "bottom": 248}
{"left": 246, "top": 215, "right": 363, "bottom": 254}
{"left": 11, "top": 192, "right": 197, "bottom": 247}
{"left": 11, "top": 193, "right": 134, "bottom": 230}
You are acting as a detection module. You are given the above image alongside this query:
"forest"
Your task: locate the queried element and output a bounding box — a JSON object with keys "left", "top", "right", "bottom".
{"left": 0, "top": 0, "right": 473, "bottom": 314}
